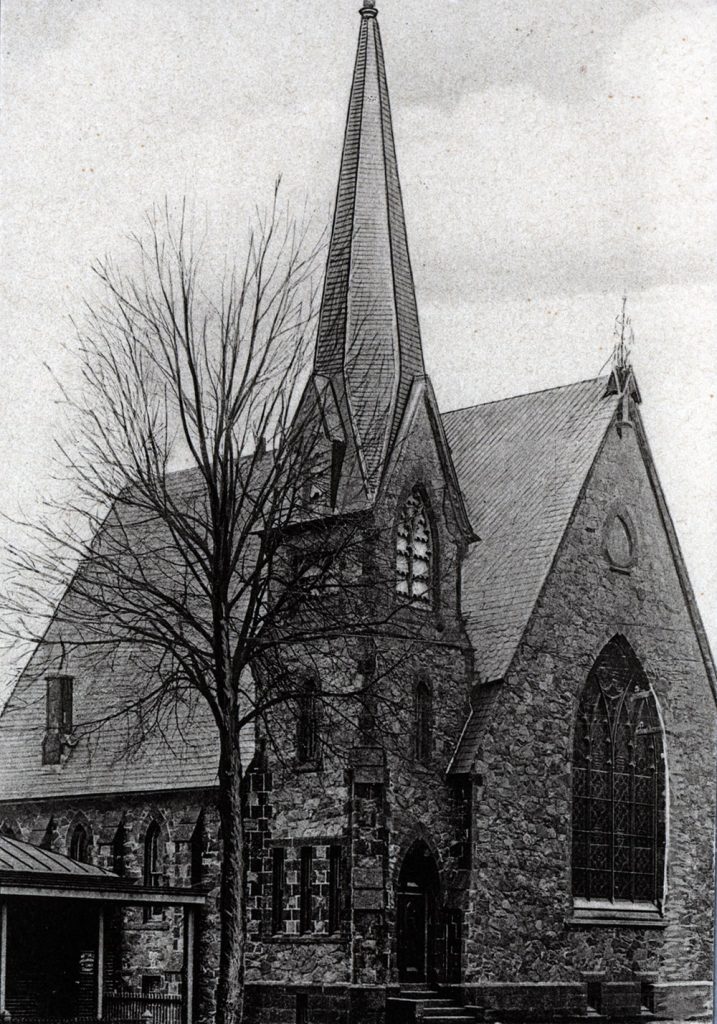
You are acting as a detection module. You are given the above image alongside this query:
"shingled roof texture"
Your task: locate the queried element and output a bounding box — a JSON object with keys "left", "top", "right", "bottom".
{"left": 0, "top": 378, "right": 616, "bottom": 801}
{"left": 314, "top": 8, "right": 424, "bottom": 490}
{"left": 0, "top": 465, "right": 255, "bottom": 801}
{"left": 443, "top": 376, "right": 618, "bottom": 683}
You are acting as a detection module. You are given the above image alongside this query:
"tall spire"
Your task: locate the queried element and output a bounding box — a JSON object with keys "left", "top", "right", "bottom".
{"left": 314, "top": 0, "right": 425, "bottom": 494}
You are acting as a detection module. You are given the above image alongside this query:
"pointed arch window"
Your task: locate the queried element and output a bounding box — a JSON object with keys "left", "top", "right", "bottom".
{"left": 112, "top": 822, "right": 126, "bottom": 877}
{"left": 572, "top": 637, "right": 665, "bottom": 905}
{"left": 144, "top": 822, "right": 163, "bottom": 888}
{"left": 396, "top": 491, "right": 433, "bottom": 605}
{"left": 191, "top": 812, "right": 206, "bottom": 886}
{"left": 143, "top": 820, "right": 164, "bottom": 920}
{"left": 68, "top": 823, "right": 90, "bottom": 864}
{"left": 414, "top": 678, "right": 433, "bottom": 764}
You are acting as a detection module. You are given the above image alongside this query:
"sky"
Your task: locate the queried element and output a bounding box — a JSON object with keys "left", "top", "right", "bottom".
{"left": 1, "top": 0, "right": 716, "bottom": 692}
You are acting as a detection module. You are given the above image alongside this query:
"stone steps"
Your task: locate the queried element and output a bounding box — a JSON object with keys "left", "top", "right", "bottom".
{"left": 387, "top": 987, "right": 482, "bottom": 1023}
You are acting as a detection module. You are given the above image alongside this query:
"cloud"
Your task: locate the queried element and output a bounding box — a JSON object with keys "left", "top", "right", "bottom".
{"left": 384, "top": 0, "right": 714, "bottom": 107}
{"left": 0, "top": 0, "right": 715, "bottom": 666}
{"left": 399, "top": 5, "right": 717, "bottom": 301}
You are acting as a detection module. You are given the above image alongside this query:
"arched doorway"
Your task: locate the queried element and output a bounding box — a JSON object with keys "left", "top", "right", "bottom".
{"left": 396, "top": 841, "right": 440, "bottom": 983}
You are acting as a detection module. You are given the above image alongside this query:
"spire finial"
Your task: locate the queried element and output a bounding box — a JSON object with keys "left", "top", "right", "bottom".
{"left": 613, "top": 295, "right": 634, "bottom": 380}
{"left": 360, "top": 0, "right": 378, "bottom": 18}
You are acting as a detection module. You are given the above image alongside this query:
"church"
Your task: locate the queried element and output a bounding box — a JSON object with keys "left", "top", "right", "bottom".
{"left": 0, "top": 3, "right": 714, "bottom": 1024}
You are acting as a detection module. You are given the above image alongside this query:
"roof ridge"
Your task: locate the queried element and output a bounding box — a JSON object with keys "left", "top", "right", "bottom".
{"left": 441, "top": 375, "right": 612, "bottom": 418}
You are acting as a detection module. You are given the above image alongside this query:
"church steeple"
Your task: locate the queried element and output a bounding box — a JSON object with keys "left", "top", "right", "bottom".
{"left": 314, "top": 0, "right": 425, "bottom": 496}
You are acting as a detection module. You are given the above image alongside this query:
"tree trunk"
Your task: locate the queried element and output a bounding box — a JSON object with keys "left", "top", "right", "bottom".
{"left": 215, "top": 725, "right": 247, "bottom": 1024}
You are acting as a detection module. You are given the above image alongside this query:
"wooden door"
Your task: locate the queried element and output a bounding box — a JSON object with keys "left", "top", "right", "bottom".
{"left": 397, "top": 891, "right": 426, "bottom": 981}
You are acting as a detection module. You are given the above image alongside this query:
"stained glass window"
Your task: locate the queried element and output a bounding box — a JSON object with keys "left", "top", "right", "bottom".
{"left": 396, "top": 491, "right": 433, "bottom": 605}
{"left": 572, "top": 636, "right": 665, "bottom": 903}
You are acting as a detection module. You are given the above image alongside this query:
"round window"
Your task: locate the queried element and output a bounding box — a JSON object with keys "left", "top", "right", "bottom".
{"left": 604, "top": 511, "right": 636, "bottom": 569}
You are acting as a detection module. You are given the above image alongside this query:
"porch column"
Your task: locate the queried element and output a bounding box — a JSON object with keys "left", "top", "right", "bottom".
{"left": 96, "top": 906, "right": 104, "bottom": 1021}
{"left": 0, "top": 900, "right": 7, "bottom": 1018}
{"left": 183, "top": 906, "right": 195, "bottom": 1024}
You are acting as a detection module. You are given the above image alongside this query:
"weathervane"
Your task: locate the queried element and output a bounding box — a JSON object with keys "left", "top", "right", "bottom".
{"left": 613, "top": 295, "right": 634, "bottom": 379}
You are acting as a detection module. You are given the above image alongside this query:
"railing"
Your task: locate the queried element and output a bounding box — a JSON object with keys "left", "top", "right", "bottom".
{"left": 10, "top": 1019, "right": 99, "bottom": 1024}
{"left": 104, "top": 992, "right": 183, "bottom": 1024}
{"left": 6, "top": 992, "right": 183, "bottom": 1024}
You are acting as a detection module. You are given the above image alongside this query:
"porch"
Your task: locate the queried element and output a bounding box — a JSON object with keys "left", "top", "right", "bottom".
{"left": 0, "top": 836, "right": 205, "bottom": 1024}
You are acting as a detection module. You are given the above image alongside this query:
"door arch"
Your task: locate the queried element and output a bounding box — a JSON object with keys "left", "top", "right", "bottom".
{"left": 396, "top": 840, "right": 440, "bottom": 983}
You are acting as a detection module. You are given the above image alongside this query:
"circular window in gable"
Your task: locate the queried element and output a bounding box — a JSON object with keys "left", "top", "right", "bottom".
{"left": 603, "top": 508, "right": 637, "bottom": 571}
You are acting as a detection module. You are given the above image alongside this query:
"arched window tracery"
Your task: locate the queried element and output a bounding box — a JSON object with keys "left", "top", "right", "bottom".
{"left": 572, "top": 636, "right": 665, "bottom": 904}
{"left": 396, "top": 491, "right": 433, "bottom": 605}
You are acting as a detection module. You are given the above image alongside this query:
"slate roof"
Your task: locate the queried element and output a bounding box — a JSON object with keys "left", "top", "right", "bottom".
{"left": 448, "top": 682, "right": 502, "bottom": 776}
{"left": 0, "top": 835, "right": 111, "bottom": 876}
{"left": 443, "top": 376, "right": 619, "bottom": 684}
{"left": 313, "top": 3, "right": 425, "bottom": 493}
{"left": 0, "top": 466, "right": 255, "bottom": 802}
{"left": 0, "top": 658, "right": 236, "bottom": 801}
{"left": 0, "top": 376, "right": 618, "bottom": 802}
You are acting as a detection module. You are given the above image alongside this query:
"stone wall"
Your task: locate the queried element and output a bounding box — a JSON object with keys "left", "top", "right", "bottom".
{"left": 2, "top": 396, "right": 713, "bottom": 1024}
{"left": 245, "top": 395, "right": 475, "bottom": 993}
{"left": 465, "top": 413, "right": 716, "bottom": 999}
{"left": 0, "top": 788, "right": 221, "bottom": 1019}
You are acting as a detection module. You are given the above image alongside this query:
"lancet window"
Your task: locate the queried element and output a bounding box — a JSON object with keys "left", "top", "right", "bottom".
{"left": 414, "top": 678, "right": 433, "bottom": 764}
{"left": 396, "top": 491, "right": 433, "bottom": 605}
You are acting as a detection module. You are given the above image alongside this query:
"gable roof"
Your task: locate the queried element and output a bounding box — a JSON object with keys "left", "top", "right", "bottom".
{"left": 2, "top": 374, "right": 713, "bottom": 803}
{"left": 380, "top": 375, "right": 475, "bottom": 541}
{"left": 442, "top": 376, "right": 620, "bottom": 683}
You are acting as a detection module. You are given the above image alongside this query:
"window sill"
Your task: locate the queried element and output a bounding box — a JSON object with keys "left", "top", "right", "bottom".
{"left": 293, "top": 760, "right": 323, "bottom": 774}
{"left": 268, "top": 933, "right": 347, "bottom": 945}
{"left": 568, "top": 899, "right": 665, "bottom": 929}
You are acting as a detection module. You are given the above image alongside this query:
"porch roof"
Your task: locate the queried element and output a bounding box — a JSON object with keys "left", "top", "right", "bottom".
{"left": 0, "top": 836, "right": 205, "bottom": 905}
{"left": 0, "top": 835, "right": 110, "bottom": 877}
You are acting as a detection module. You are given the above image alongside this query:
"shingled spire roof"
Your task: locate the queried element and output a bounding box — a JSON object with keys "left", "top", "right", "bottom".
{"left": 314, "top": 1, "right": 425, "bottom": 495}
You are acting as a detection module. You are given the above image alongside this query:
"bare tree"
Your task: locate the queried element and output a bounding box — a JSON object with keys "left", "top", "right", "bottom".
{"left": 0, "top": 194, "right": 453, "bottom": 1022}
